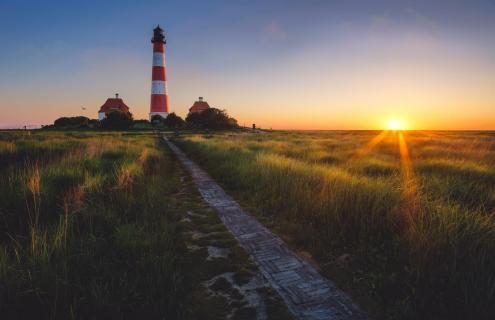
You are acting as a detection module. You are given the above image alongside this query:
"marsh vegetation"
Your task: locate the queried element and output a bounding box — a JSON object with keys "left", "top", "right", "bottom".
{"left": 0, "top": 131, "right": 184, "bottom": 318}
{"left": 1, "top": 130, "right": 493, "bottom": 319}
{"left": 175, "top": 130, "right": 495, "bottom": 320}
{"left": 0, "top": 131, "right": 291, "bottom": 319}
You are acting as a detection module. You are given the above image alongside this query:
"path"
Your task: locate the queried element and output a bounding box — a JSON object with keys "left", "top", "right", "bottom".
{"left": 164, "top": 137, "right": 368, "bottom": 320}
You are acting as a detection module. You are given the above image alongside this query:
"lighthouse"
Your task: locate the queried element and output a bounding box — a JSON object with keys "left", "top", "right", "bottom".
{"left": 149, "top": 25, "right": 169, "bottom": 121}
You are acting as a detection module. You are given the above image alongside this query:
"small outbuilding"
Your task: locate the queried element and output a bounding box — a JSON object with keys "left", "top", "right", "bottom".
{"left": 98, "top": 93, "right": 131, "bottom": 120}
{"left": 189, "top": 97, "right": 210, "bottom": 113}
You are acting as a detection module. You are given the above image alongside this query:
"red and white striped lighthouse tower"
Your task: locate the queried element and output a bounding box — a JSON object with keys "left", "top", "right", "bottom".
{"left": 149, "top": 25, "right": 169, "bottom": 120}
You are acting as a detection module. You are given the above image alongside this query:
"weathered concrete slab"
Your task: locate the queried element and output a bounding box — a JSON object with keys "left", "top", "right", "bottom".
{"left": 164, "top": 137, "right": 368, "bottom": 320}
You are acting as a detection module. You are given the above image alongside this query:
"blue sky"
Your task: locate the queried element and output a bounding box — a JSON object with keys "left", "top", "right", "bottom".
{"left": 1, "top": 0, "right": 494, "bottom": 129}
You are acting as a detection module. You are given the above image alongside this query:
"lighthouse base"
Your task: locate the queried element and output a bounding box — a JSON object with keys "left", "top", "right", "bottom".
{"left": 149, "top": 112, "right": 169, "bottom": 122}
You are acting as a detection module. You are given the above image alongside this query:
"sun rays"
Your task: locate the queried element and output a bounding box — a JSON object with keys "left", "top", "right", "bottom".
{"left": 347, "top": 130, "right": 389, "bottom": 164}
{"left": 360, "top": 130, "right": 389, "bottom": 156}
{"left": 398, "top": 132, "right": 413, "bottom": 183}
{"left": 353, "top": 129, "right": 419, "bottom": 216}
{"left": 398, "top": 131, "right": 420, "bottom": 216}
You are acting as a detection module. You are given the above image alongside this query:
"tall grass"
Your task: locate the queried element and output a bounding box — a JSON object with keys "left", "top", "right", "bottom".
{"left": 176, "top": 130, "right": 495, "bottom": 320}
{"left": 0, "top": 132, "right": 183, "bottom": 318}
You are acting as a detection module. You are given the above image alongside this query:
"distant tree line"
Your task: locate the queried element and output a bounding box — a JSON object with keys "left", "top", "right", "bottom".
{"left": 53, "top": 116, "right": 97, "bottom": 129}
{"left": 47, "top": 112, "right": 136, "bottom": 130}
{"left": 152, "top": 108, "right": 238, "bottom": 130}
{"left": 47, "top": 107, "right": 238, "bottom": 131}
{"left": 185, "top": 108, "right": 238, "bottom": 129}
{"left": 151, "top": 112, "right": 185, "bottom": 129}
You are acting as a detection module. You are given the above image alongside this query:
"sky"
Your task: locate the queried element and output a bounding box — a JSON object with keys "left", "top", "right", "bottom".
{"left": 0, "top": 0, "right": 494, "bottom": 129}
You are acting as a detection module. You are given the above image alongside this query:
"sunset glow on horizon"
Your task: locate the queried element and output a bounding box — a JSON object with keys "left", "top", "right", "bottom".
{"left": 386, "top": 119, "right": 407, "bottom": 131}
{"left": 1, "top": 1, "right": 494, "bottom": 130}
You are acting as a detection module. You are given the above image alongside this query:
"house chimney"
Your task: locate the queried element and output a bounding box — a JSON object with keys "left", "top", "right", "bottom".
{"left": 115, "top": 93, "right": 119, "bottom": 99}
{"left": 199, "top": 97, "right": 203, "bottom": 102}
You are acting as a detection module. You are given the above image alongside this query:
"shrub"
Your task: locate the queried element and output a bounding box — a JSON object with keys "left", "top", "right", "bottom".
{"left": 54, "top": 116, "right": 90, "bottom": 128}
{"left": 132, "top": 119, "right": 152, "bottom": 130}
{"left": 101, "top": 112, "right": 133, "bottom": 130}
{"left": 186, "top": 108, "right": 238, "bottom": 130}
{"left": 151, "top": 115, "right": 165, "bottom": 126}
{"left": 164, "top": 113, "right": 185, "bottom": 129}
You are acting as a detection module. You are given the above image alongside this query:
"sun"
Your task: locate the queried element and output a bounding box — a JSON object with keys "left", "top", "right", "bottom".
{"left": 386, "top": 119, "right": 406, "bottom": 131}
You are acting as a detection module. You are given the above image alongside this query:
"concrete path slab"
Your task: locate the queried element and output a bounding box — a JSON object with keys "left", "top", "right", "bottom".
{"left": 164, "top": 137, "right": 368, "bottom": 320}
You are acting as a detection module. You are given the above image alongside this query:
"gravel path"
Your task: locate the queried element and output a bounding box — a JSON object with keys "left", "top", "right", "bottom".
{"left": 165, "top": 137, "right": 368, "bottom": 320}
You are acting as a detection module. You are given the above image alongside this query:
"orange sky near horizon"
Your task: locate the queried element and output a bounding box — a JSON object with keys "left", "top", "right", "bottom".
{"left": 1, "top": 48, "right": 493, "bottom": 130}
{"left": 1, "top": 50, "right": 494, "bottom": 130}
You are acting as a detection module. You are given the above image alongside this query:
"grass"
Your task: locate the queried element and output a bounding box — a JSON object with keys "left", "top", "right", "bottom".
{"left": 0, "top": 131, "right": 184, "bottom": 318}
{"left": 174, "top": 130, "right": 495, "bottom": 320}
{"left": 0, "top": 130, "right": 293, "bottom": 319}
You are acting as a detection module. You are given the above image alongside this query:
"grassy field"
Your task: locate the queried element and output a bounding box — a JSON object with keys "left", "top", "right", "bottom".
{"left": 0, "top": 131, "right": 292, "bottom": 319}
{"left": 0, "top": 131, "right": 185, "bottom": 318}
{"left": 175, "top": 130, "right": 495, "bottom": 320}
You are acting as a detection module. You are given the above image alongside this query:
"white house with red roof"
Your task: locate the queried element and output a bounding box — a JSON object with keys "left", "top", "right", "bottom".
{"left": 98, "top": 93, "right": 131, "bottom": 120}
{"left": 189, "top": 97, "right": 210, "bottom": 113}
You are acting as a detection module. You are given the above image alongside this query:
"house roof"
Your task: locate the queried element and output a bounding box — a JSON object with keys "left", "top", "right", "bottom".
{"left": 189, "top": 98, "right": 210, "bottom": 113}
{"left": 98, "top": 98, "right": 130, "bottom": 113}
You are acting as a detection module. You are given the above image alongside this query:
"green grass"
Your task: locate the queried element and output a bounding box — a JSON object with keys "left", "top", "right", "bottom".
{"left": 0, "top": 130, "right": 293, "bottom": 319}
{"left": 0, "top": 131, "right": 184, "bottom": 318}
{"left": 175, "top": 130, "right": 495, "bottom": 320}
